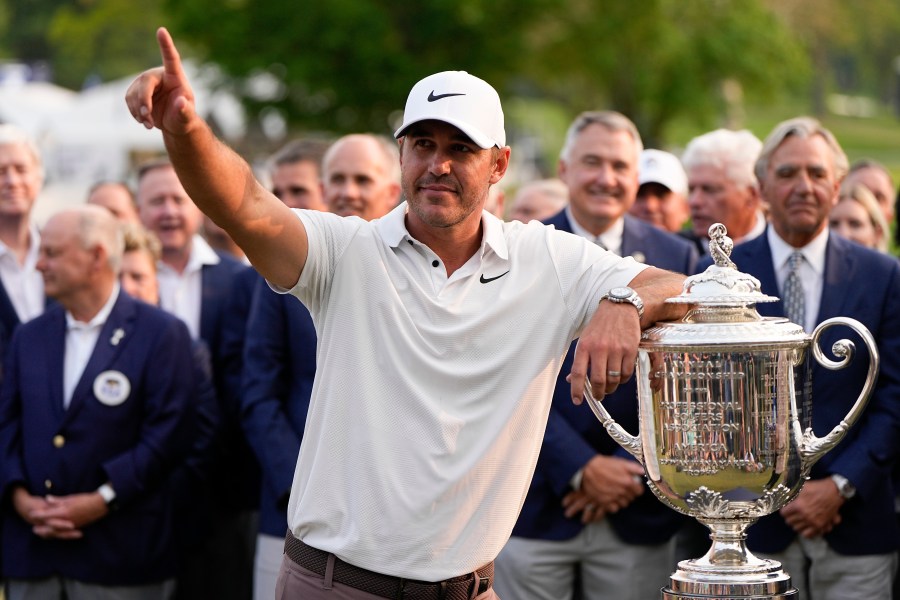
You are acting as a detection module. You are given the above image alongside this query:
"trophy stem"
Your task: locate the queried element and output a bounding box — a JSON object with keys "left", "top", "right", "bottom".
{"left": 662, "top": 519, "right": 797, "bottom": 599}
{"left": 691, "top": 519, "right": 767, "bottom": 569}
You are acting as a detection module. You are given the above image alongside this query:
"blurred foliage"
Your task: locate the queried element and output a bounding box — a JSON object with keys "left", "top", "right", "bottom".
{"left": 161, "top": 0, "right": 552, "bottom": 134}
{"left": 47, "top": 0, "right": 164, "bottom": 88}
{"left": 3, "top": 0, "right": 66, "bottom": 63}
{"left": 0, "top": 3, "right": 9, "bottom": 59}
{"left": 520, "top": 0, "right": 809, "bottom": 145}
{"left": 1, "top": 0, "right": 899, "bottom": 148}
{"left": 765, "top": 0, "right": 900, "bottom": 102}
{"left": 161, "top": 0, "right": 809, "bottom": 145}
{"left": 2, "top": 0, "right": 164, "bottom": 88}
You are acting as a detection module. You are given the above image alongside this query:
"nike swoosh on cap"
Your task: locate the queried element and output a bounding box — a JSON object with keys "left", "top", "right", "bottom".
{"left": 427, "top": 91, "right": 466, "bottom": 102}
{"left": 480, "top": 270, "right": 510, "bottom": 284}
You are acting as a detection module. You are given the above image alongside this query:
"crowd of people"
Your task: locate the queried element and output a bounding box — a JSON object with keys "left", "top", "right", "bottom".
{"left": 0, "top": 26, "right": 897, "bottom": 600}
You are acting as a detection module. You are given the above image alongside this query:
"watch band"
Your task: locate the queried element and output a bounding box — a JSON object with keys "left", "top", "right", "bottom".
{"left": 97, "top": 483, "right": 117, "bottom": 506}
{"left": 601, "top": 286, "right": 644, "bottom": 319}
{"left": 830, "top": 473, "right": 856, "bottom": 499}
{"left": 570, "top": 468, "right": 584, "bottom": 491}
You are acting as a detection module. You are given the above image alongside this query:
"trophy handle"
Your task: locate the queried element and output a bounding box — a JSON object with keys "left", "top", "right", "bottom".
{"left": 583, "top": 380, "right": 644, "bottom": 463}
{"left": 797, "top": 316, "right": 880, "bottom": 466}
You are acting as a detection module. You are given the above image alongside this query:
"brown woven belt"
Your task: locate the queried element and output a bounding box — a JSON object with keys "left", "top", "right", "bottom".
{"left": 284, "top": 531, "right": 493, "bottom": 600}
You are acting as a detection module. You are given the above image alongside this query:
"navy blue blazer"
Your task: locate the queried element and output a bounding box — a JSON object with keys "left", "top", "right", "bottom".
{"left": 201, "top": 256, "right": 261, "bottom": 511}
{"left": 0, "top": 292, "right": 195, "bottom": 584}
{"left": 512, "top": 212, "right": 697, "bottom": 544}
{"left": 699, "top": 230, "right": 900, "bottom": 555}
{"left": 0, "top": 282, "right": 20, "bottom": 366}
{"left": 0, "top": 282, "right": 53, "bottom": 381}
{"left": 240, "top": 277, "right": 317, "bottom": 537}
{"left": 169, "top": 339, "right": 222, "bottom": 555}
{"left": 200, "top": 253, "right": 254, "bottom": 411}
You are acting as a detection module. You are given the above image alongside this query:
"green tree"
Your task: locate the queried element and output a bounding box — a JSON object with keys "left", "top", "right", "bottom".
{"left": 3, "top": 0, "right": 68, "bottom": 64}
{"left": 0, "top": 2, "right": 10, "bottom": 60}
{"left": 766, "top": 0, "right": 900, "bottom": 111}
{"left": 522, "top": 0, "right": 809, "bottom": 145}
{"left": 163, "top": 0, "right": 810, "bottom": 146}
{"left": 48, "top": 0, "right": 165, "bottom": 89}
{"left": 163, "top": 0, "right": 552, "bottom": 134}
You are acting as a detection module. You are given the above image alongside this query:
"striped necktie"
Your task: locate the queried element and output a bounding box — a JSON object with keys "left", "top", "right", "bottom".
{"left": 783, "top": 251, "right": 806, "bottom": 328}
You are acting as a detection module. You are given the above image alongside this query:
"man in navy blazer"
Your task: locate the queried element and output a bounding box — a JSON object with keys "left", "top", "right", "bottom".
{"left": 699, "top": 117, "right": 900, "bottom": 600}
{"left": 0, "top": 206, "right": 195, "bottom": 599}
{"left": 136, "top": 159, "right": 257, "bottom": 600}
{"left": 495, "top": 111, "right": 697, "bottom": 600}
{"left": 241, "top": 134, "right": 401, "bottom": 600}
{"left": 240, "top": 138, "right": 327, "bottom": 600}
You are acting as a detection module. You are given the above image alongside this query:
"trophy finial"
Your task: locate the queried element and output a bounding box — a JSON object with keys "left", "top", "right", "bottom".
{"left": 708, "top": 223, "right": 736, "bottom": 269}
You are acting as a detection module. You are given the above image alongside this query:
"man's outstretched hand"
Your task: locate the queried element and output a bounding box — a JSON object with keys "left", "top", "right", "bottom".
{"left": 125, "top": 27, "right": 198, "bottom": 136}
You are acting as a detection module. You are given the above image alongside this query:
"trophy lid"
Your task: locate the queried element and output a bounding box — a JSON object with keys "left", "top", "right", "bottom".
{"left": 667, "top": 224, "right": 778, "bottom": 308}
{"left": 642, "top": 224, "right": 808, "bottom": 349}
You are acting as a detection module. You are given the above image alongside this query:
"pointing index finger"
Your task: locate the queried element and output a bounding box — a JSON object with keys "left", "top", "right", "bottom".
{"left": 157, "top": 27, "right": 185, "bottom": 80}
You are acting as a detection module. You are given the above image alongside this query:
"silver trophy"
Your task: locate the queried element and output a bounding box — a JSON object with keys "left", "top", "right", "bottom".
{"left": 586, "top": 224, "right": 879, "bottom": 599}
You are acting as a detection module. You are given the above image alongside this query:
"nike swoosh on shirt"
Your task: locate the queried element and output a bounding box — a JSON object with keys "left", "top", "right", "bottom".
{"left": 427, "top": 91, "right": 466, "bottom": 102}
{"left": 480, "top": 270, "right": 510, "bottom": 284}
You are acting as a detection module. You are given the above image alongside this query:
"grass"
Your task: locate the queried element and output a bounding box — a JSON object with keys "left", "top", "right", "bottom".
{"left": 665, "top": 99, "right": 900, "bottom": 182}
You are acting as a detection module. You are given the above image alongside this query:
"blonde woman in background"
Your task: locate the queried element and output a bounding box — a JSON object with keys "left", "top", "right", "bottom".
{"left": 829, "top": 183, "right": 889, "bottom": 253}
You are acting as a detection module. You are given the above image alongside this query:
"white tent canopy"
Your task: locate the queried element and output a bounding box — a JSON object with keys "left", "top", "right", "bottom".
{"left": 0, "top": 61, "right": 246, "bottom": 186}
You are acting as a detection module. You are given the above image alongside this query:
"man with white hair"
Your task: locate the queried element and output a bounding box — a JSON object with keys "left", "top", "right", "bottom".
{"left": 0, "top": 125, "right": 48, "bottom": 361}
{"left": 681, "top": 129, "right": 766, "bottom": 254}
{"left": 0, "top": 205, "right": 196, "bottom": 600}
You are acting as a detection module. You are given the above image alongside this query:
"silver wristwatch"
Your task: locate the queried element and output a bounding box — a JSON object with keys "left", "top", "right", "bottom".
{"left": 831, "top": 474, "right": 856, "bottom": 499}
{"left": 601, "top": 286, "right": 644, "bottom": 319}
{"left": 97, "top": 482, "right": 117, "bottom": 506}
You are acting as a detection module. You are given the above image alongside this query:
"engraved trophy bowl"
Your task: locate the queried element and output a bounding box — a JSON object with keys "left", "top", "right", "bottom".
{"left": 585, "top": 224, "right": 879, "bottom": 600}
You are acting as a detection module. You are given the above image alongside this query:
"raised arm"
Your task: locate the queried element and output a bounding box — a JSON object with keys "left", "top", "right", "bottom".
{"left": 125, "top": 28, "right": 307, "bottom": 289}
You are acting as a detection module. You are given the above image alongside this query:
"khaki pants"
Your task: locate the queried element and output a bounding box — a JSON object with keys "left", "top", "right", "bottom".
{"left": 757, "top": 537, "right": 897, "bottom": 600}
{"left": 6, "top": 577, "right": 175, "bottom": 600}
{"left": 494, "top": 519, "right": 673, "bottom": 600}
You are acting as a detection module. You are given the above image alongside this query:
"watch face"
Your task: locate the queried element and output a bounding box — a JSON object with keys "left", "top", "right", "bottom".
{"left": 610, "top": 286, "right": 633, "bottom": 300}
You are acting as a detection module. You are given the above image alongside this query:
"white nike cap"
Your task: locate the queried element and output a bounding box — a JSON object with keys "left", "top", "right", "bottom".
{"left": 638, "top": 149, "right": 688, "bottom": 196}
{"left": 394, "top": 71, "right": 506, "bottom": 149}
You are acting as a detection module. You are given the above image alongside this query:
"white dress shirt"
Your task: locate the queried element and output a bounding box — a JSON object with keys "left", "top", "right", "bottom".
{"left": 0, "top": 225, "right": 44, "bottom": 322}
{"left": 735, "top": 210, "right": 767, "bottom": 244}
{"left": 64, "top": 284, "right": 120, "bottom": 409}
{"left": 768, "top": 226, "right": 829, "bottom": 333}
{"left": 565, "top": 206, "right": 624, "bottom": 256}
{"left": 156, "top": 235, "right": 220, "bottom": 339}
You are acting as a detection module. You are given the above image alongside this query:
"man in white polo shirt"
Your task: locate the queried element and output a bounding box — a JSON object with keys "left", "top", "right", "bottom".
{"left": 126, "top": 28, "right": 688, "bottom": 600}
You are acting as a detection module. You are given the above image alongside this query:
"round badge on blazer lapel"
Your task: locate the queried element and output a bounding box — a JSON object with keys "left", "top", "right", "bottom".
{"left": 93, "top": 370, "right": 131, "bottom": 406}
